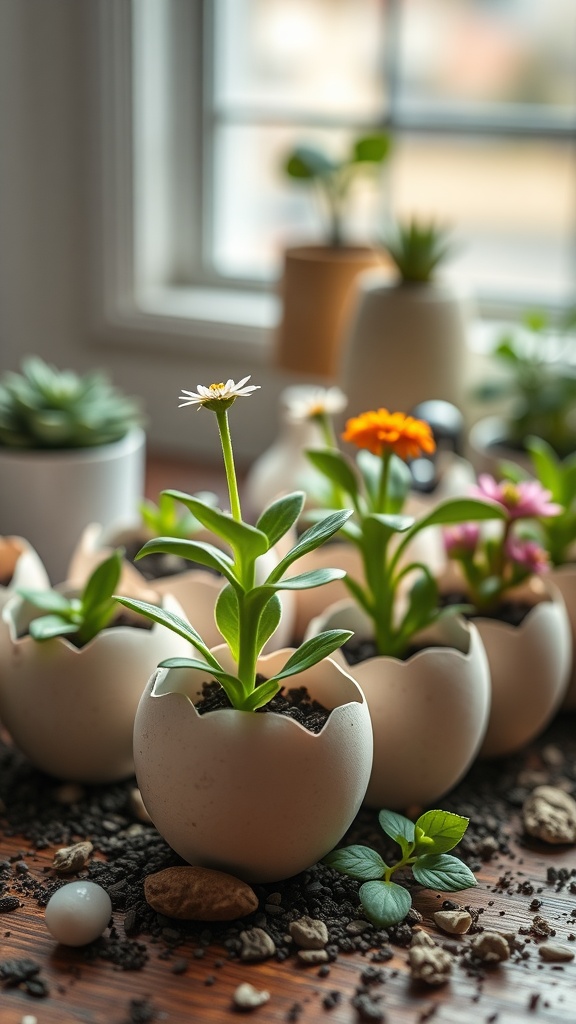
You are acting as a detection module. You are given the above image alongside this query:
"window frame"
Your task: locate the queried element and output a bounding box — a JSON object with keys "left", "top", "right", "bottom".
{"left": 92, "top": 0, "right": 576, "bottom": 363}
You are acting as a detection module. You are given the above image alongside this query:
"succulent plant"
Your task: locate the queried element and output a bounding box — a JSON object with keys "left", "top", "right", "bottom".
{"left": 0, "top": 357, "right": 143, "bottom": 449}
{"left": 381, "top": 218, "right": 454, "bottom": 284}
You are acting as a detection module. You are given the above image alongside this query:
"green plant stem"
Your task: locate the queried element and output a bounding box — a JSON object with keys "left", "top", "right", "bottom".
{"left": 215, "top": 407, "right": 242, "bottom": 522}
{"left": 384, "top": 851, "right": 417, "bottom": 883}
{"left": 377, "top": 451, "right": 391, "bottom": 513}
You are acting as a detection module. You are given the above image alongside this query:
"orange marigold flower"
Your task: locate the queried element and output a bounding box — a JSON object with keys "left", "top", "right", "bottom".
{"left": 342, "top": 409, "right": 436, "bottom": 461}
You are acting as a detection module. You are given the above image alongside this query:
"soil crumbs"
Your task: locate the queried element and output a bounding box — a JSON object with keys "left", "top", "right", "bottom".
{"left": 1, "top": 713, "right": 576, "bottom": 1017}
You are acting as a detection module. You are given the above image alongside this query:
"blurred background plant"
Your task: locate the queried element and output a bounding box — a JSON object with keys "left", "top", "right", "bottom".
{"left": 379, "top": 218, "right": 455, "bottom": 284}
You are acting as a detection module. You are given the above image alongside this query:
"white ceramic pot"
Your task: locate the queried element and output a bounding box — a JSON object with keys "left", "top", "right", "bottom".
{"left": 306, "top": 601, "right": 490, "bottom": 811}
{"left": 133, "top": 646, "right": 373, "bottom": 883}
{"left": 551, "top": 565, "right": 576, "bottom": 710}
{"left": 0, "top": 427, "right": 146, "bottom": 585}
{"left": 67, "top": 523, "right": 296, "bottom": 653}
{"left": 339, "top": 273, "right": 472, "bottom": 416}
{"left": 0, "top": 536, "right": 50, "bottom": 611}
{"left": 0, "top": 592, "right": 190, "bottom": 783}
{"left": 475, "top": 578, "right": 571, "bottom": 758}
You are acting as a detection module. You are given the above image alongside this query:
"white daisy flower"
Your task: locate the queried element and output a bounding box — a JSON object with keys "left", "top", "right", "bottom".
{"left": 285, "top": 385, "right": 348, "bottom": 422}
{"left": 179, "top": 376, "right": 261, "bottom": 408}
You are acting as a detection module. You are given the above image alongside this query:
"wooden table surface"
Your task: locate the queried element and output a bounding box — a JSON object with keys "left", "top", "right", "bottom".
{"left": 1, "top": 455, "right": 576, "bottom": 1023}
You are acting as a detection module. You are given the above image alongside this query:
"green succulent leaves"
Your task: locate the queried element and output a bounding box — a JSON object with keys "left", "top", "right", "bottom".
{"left": 324, "top": 808, "right": 476, "bottom": 928}
{"left": 0, "top": 357, "right": 143, "bottom": 449}
{"left": 19, "top": 549, "right": 125, "bottom": 648}
{"left": 381, "top": 218, "right": 454, "bottom": 283}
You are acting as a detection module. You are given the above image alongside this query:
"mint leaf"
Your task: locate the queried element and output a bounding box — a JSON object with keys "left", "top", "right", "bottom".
{"left": 412, "top": 854, "right": 477, "bottom": 892}
{"left": 359, "top": 880, "right": 412, "bottom": 927}
{"left": 378, "top": 809, "right": 415, "bottom": 856}
{"left": 323, "top": 845, "right": 387, "bottom": 881}
{"left": 415, "top": 810, "right": 469, "bottom": 855}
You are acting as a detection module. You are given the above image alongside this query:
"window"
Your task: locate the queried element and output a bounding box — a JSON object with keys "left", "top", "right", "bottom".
{"left": 103, "top": 0, "right": 576, "bottom": 354}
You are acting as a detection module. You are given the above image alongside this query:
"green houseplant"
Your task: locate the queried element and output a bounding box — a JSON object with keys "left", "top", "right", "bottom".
{"left": 339, "top": 216, "right": 470, "bottom": 415}
{"left": 114, "top": 376, "right": 373, "bottom": 883}
{"left": 0, "top": 551, "right": 188, "bottom": 783}
{"left": 470, "top": 309, "right": 576, "bottom": 469}
{"left": 275, "top": 133, "right": 391, "bottom": 377}
{"left": 0, "top": 357, "right": 146, "bottom": 583}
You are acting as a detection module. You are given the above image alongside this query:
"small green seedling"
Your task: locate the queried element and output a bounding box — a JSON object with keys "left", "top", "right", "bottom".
{"left": 18, "top": 549, "right": 124, "bottom": 648}
{"left": 324, "top": 808, "right": 477, "bottom": 928}
{"left": 139, "top": 490, "right": 218, "bottom": 541}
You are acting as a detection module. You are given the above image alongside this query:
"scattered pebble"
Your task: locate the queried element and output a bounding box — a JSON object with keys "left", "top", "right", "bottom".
{"left": 523, "top": 786, "right": 576, "bottom": 844}
{"left": 44, "top": 881, "right": 112, "bottom": 947}
{"left": 144, "top": 866, "right": 258, "bottom": 921}
{"left": 297, "top": 949, "right": 329, "bottom": 965}
{"left": 538, "top": 944, "right": 575, "bottom": 963}
{"left": 470, "top": 932, "right": 510, "bottom": 964}
{"left": 239, "top": 927, "right": 276, "bottom": 961}
{"left": 53, "top": 841, "right": 94, "bottom": 875}
{"left": 233, "top": 982, "right": 271, "bottom": 1010}
{"left": 409, "top": 931, "right": 453, "bottom": 985}
{"left": 433, "top": 910, "right": 472, "bottom": 935}
{"left": 289, "top": 916, "right": 329, "bottom": 950}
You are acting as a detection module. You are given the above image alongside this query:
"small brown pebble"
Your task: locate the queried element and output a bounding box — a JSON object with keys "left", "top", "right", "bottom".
{"left": 346, "top": 920, "right": 370, "bottom": 935}
{"left": 297, "top": 949, "right": 329, "bottom": 965}
{"left": 233, "top": 982, "right": 270, "bottom": 1009}
{"left": 52, "top": 841, "right": 93, "bottom": 875}
{"left": 144, "top": 866, "right": 258, "bottom": 921}
{"left": 541, "top": 744, "right": 564, "bottom": 767}
{"left": 470, "top": 932, "right": 510, "bottom": 963}
{"left": 433, "top": 910, "right": 472, "bottom": 935}
{"left": 289, "top": 916, "right": 329, "bottom": 950}
{"left": 239, "top": 928, "right": 276, "bottom": 962}
{"left": 523, "top": 786, "right": 576, "bottom": 845}
{"left": 538, "top": 944, "right": 575, "bottom": 963}
{"left": 411, "top": 930, "right": 436, "bottom": 948}
{"left": 531, "top": 915, "right": 556, "bottom": 939}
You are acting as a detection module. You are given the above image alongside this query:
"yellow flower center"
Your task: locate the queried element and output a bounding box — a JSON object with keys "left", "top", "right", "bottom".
{"left": 210, "top": 383, "right": 225, "bottom": 391}
{"left": 501, "top": 482, "right": 520, "bottom": 506}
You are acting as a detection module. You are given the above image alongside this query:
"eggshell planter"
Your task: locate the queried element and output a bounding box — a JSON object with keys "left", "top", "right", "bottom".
{"left": 306, "top": 601, "right": 491, "bottom": 811}
{"left": 0, "top": 427, "right": 146, "bottom": 585}
{"left": 133, "top": 646, "right": 373, "bottom": 883}
{"left": 551, "top": 565, "right": 576, "bottom": 710}
{"left": 473, "top": 579, "right": 571, "bottom": 758}
{"left": 0, "top": 593, "right": 190, "bottom": 783}
{"left": 68, "top": 523, "right": 296, "bottom": 652}
{"left": 0, "top": 536, "right": 50, "bottom": 611}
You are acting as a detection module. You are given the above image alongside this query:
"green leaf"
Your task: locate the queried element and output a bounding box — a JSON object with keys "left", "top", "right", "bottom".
{"left": 414, "top": 497, "right": 507, "bottom": 530}
{"left": 352, "top": 133, "right": 391, "bottom": 164}
{"left": 114, "top": 596, "right": 219, "bottom": 666}
{"left": 135, "top": 538, "right": 238, "bottom": 587}
{"left": 269, "top": 568, "right": 346, "bottom": 591}
{"left": 28, "top": 615, "right": 79, "bottom": 642}
{"left": 284, "top": 145, "right": 336, "bottom": 180}
{"left": 267, "top": 510, "right": 353, "bottom": 582}
{"left": 268, "top": 629, "right": 353, "bottom": 683}
{"left": 17, "top": 589, "right": 72, "bottom": 614}
{"left": 81, "top": 550, "right": 122, "bottom": 617}
{"left": 164, "top": 490, "right": 269, "bottom": 561}
{"left": 363, "top": 513, "right": 414, "bottom": 545}
{"left": 156, "top": 658, "right": 244, "bottom": 707}
{"left": 397, "top": 569, "right": 438, "bottom": 641}
{"left": 412, "top": 854, "right": 477, "bottom": 892}
{"left": 255, "top": 593, "right": 282, "bottom": 655}
{"left": 241, "top": 677, "right": 282, "bottom": 712}
{"left": 359, "top": 880, "right": 412, "bottom": 927}
{"left": 323, "top": 845, "right": 387, "bottom": 881}
{"left": 525, "top": 435, "right": 562, "bottom": 496}
{"left": 214, "top": 585, "right": 239, "bottom": 660}
{"left": 255, "top": 491, "right": 304, "bottom": 548}
{"left": 306, "top": 448, "right": 360, "bottom": 500}
{"left": 378, "top": 809, "right": 415, "bottom": 856}
{"left": 415, "top": 810, "right": 469, "bottom": 855}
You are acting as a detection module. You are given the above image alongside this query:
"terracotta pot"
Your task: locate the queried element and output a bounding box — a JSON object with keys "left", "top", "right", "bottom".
{"left": 67, "top": 523, "right": 296, "bottom": 652}
{"left": 474, "top": 578, "right": 571, "bottom": 758}
{"left": 550, "top": 565, "right": 576, "bottom": 710}
{"left": 133, "top": 646, "right": 373, "bottom": 883}
{"left": 339, "top": 273, "right": 472, "bottom": 415}
{"left": 0, "top": 536, "right": 50, "bottom": 611}
{"left": 275, "top": 245, "right": 381, "bottom": 378}
{"left": 306, "top": 601, "right": 490, "bottom": 810}
{"left": 0, "top": 427, "right": 146, "bottom": 585}
{"left": 0, "top": 592, "right": 190, "bottom": 783}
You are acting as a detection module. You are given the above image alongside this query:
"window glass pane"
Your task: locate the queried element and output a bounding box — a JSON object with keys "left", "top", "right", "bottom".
{"left": 214, "top": 0, "right": 387, "bottom": 118}
{"left": 398, "top": 0, "right": 576, "bottom": 110}
{"left": 211, "top": 125, "right": 388, "bottom": 279}
{"left": 390, "top": 135, "right": 576, "bottom": 302}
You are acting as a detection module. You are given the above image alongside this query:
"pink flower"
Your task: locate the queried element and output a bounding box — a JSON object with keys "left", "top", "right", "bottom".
{"left": 444, "top": 523, "right": 480, "bottom": 558}
{"left": 505, "top": 536, "right": 550, "bottom": 575}
{"left": 469, "top": 475, "right": 562, "bottom": 521}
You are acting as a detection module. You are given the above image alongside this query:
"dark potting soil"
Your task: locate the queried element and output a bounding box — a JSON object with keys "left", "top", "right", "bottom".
{"left": 1, "top": 713, "right": 576, "bottom": 993}
{"left": 441, "top": 592, "right": 536, "bottom": 629}
{"left": 195, "top": 679, "right": 331, "bottom": 733}
{"left": 342, "top": 637, "right": 452, "bottom": 665}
